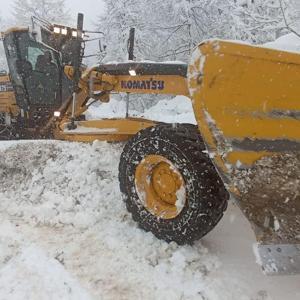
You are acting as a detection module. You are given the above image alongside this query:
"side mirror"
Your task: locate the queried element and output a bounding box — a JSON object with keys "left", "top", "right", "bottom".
{"left": 16, "top": 59, "right": 33, "bottom": 77}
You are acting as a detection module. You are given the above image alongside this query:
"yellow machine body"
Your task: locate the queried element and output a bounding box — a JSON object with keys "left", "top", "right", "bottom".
{"left": 0, "top": 74, "right": 19, "bottom": 117}
{"left": 54, "top": 118, "right": 157, "bottom": 142}
{"left": 188, "top": 40, "right": 300, "bottom": 274}
{"left": 189, "top": 40, "right": 300, "bottom": 175}
{"left": 52, "top": 67, "right": 188, "bottom": 142}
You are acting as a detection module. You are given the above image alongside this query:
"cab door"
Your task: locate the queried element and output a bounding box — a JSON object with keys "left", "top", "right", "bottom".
{"left": 25, "top": 43, "right": 61, "bottom": 108}
{"left": 3, "top": 30, "right": 62, "bottom": 111}
{"left": 3, "top": 30, "right": 29, "bottom": 111}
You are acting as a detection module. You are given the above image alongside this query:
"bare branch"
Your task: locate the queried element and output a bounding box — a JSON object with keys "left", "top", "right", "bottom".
{"left": 279, "top": 0, "right": 300, "bottom": 38}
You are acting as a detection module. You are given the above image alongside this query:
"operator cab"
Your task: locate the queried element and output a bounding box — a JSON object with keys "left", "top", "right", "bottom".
{"left": 2, "top": 15, "right": 84, "bottom": 129}
{"left": 3, "top": 29, "right": 62, "bottom": 111}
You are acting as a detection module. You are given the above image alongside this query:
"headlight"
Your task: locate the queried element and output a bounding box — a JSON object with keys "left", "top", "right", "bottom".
{"left": 61, "top": 28, "right": 68, "bottom": 35}
{"left": 72, "top": 31, "right": 78, "bottom": 37}
{"left": 54, "top": 27, "right": 61, "bottom": 34}
{"left": 129, "top": 69, "right": 137, "bottom": 76}
{"left": 54, "top": 111, "right": 61, "bottom": 117}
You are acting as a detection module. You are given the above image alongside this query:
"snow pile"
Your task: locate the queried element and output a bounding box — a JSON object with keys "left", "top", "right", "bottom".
{"left": 142, "top": 96, "right": 196, "bottom": 124}
{"left": 85, "top": 98, "right": 128, "bottom": 120}
{"left": 0, "top": 244, "right": 91, "bottom": 300}
{"left": 85, "top": 95, "right": 196, "bottom": 124}
{"left": 0, "top": 141, "right": 122, "bottom": 229}
{"left": 264, "top": 33, "right": 300, "bottom": 53}
{"left": 0, "top": 141, "right": 299, "bottom": 299}
{"left": 0, "top": 141, "right": 223, "bottom": 299}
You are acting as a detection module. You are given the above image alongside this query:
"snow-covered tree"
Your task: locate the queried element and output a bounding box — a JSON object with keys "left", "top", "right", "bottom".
{"left": 0, "top": 46, "right": 7, "bottom": 71}
{"left": 0, "top": 14, "right": 8, "bottom": 70}
{"left": 292, "top": 0, "right": 300, "bottom": 31}
{"left": 97, "top": 0, "right": 165, "bottom": 62}
{"left": 98, "top": 0, "right": 300, "bottom": 63}
{"left": 98, "top": 0, "right": 241, "bottom": 61}
{"left": 232, "top": 0, "right": 299, "bottom": 43}
{"left": 153, "top": 0, "right": 238, "bottom": 60}
{"left": 12, "top": 0, "right": 70, "bottom": 26}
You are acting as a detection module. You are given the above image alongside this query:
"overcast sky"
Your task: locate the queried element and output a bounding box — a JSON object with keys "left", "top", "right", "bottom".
{"left": 1, "top": 0, "right": 105, "bottom": 28}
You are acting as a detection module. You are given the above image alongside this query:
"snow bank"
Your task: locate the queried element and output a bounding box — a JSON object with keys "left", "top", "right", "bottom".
{"left": 86, "top": 95, "right": 196, "bottom": 124}
{"left": 0, "top": 141, "right": 122, "bottom": 229}
{"left": 0, "top": 140, "right": 299, "bottom": 299}
{"left": 142, "top": 96, "right": 196, "bottom": 124}
{"left": 85, "top": 98, "right": 127, "bottom": 119}
{"left": 264, "top": 33, "right": 300, "bottom": 53}
{"left": 0, "top": 141, "right": 223, "bottom": 299}
{"left": 0, "top": 245, "right": 91, "bottom": 300}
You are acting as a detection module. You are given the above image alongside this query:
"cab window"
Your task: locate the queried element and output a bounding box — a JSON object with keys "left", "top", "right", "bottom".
{"left": 27, "top": 46, "right": 44, "bottom": 70}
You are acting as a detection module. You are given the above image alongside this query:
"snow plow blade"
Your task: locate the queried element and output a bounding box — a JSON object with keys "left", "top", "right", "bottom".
{"left": 188, "top": 40, "right": 300, "bottom": 274}
{"left": 257, "top": 244, "right": 300, "bottom": 275}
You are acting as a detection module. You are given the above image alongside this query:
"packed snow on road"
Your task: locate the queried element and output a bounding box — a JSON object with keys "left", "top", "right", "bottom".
{"left": 0, "top": 96, "right": 299, "bottom": 300}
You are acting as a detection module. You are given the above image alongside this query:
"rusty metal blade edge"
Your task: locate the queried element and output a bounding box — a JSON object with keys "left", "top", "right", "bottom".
{"left": 255, "top": 243, "right": 300, "bottom": 275}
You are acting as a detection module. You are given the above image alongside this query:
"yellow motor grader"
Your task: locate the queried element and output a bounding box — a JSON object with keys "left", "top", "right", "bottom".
{"left": 0, "top": 14, "right": 299, "bottom": 274}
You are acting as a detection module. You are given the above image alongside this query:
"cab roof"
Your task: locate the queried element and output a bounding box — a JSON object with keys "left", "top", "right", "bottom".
{"left": 2, "top": 27, "right": 28, "bottom": 38}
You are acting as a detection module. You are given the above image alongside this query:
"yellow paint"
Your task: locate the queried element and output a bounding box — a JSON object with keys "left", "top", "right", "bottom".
{"left": 226, "top": 151, "right": 271, "bottom": 166}
{"left": 2, "top": 27, "right": 28, "bottom": 36}
{"left": 82, "top": 68, "right": 189, "bottom": 96}
{"left": 55, "top": 68, "right": 189, "bottom": 142}
{"left": 219, "top": 117, "right": 300, "bottom": 140}
{"left": 54, "top": 118, "right": 157, "bottom": 142}
{"left": 135, "top": 155, "right": 186, "bottom": 219}
{"left": 64, "top": 66, "right": 75, "bottom": 80}
{"left": 188, "top": 40, "right": 300, "bottom": 177}
{"left": 0, "top": 75, "right": 19, "bottom": 116}
{"left": 0, "top": 75, "right": 10, "bottom": 83}
{"left": 113, "top": 75, "right": 189, "bottom": 96}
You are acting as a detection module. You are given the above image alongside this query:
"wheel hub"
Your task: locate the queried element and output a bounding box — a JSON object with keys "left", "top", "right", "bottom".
{"left": 135, "top": 155, "right": 186, "bottom": 219}
{"left": 152, "top": 162, "right": 182, "bottom": 205}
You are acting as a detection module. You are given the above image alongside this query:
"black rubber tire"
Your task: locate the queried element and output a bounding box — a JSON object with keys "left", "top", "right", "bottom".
{"left": 119, "top": 123, "right": 229, "bottom": 245}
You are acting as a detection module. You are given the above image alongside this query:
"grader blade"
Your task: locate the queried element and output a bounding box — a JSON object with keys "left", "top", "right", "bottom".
{"left": 188, "top": 40, "right": 300, "bottom": 274}
{"left": 257, "top": 244, "right": 300, "bottom": 275}
{"left": 234, "top": 152, "right": 300, "bottom": 274}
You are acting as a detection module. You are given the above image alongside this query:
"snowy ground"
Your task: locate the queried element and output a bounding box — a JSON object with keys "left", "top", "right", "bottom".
{"left": 0, "top": 139, "right": 299, "bottom": 300}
